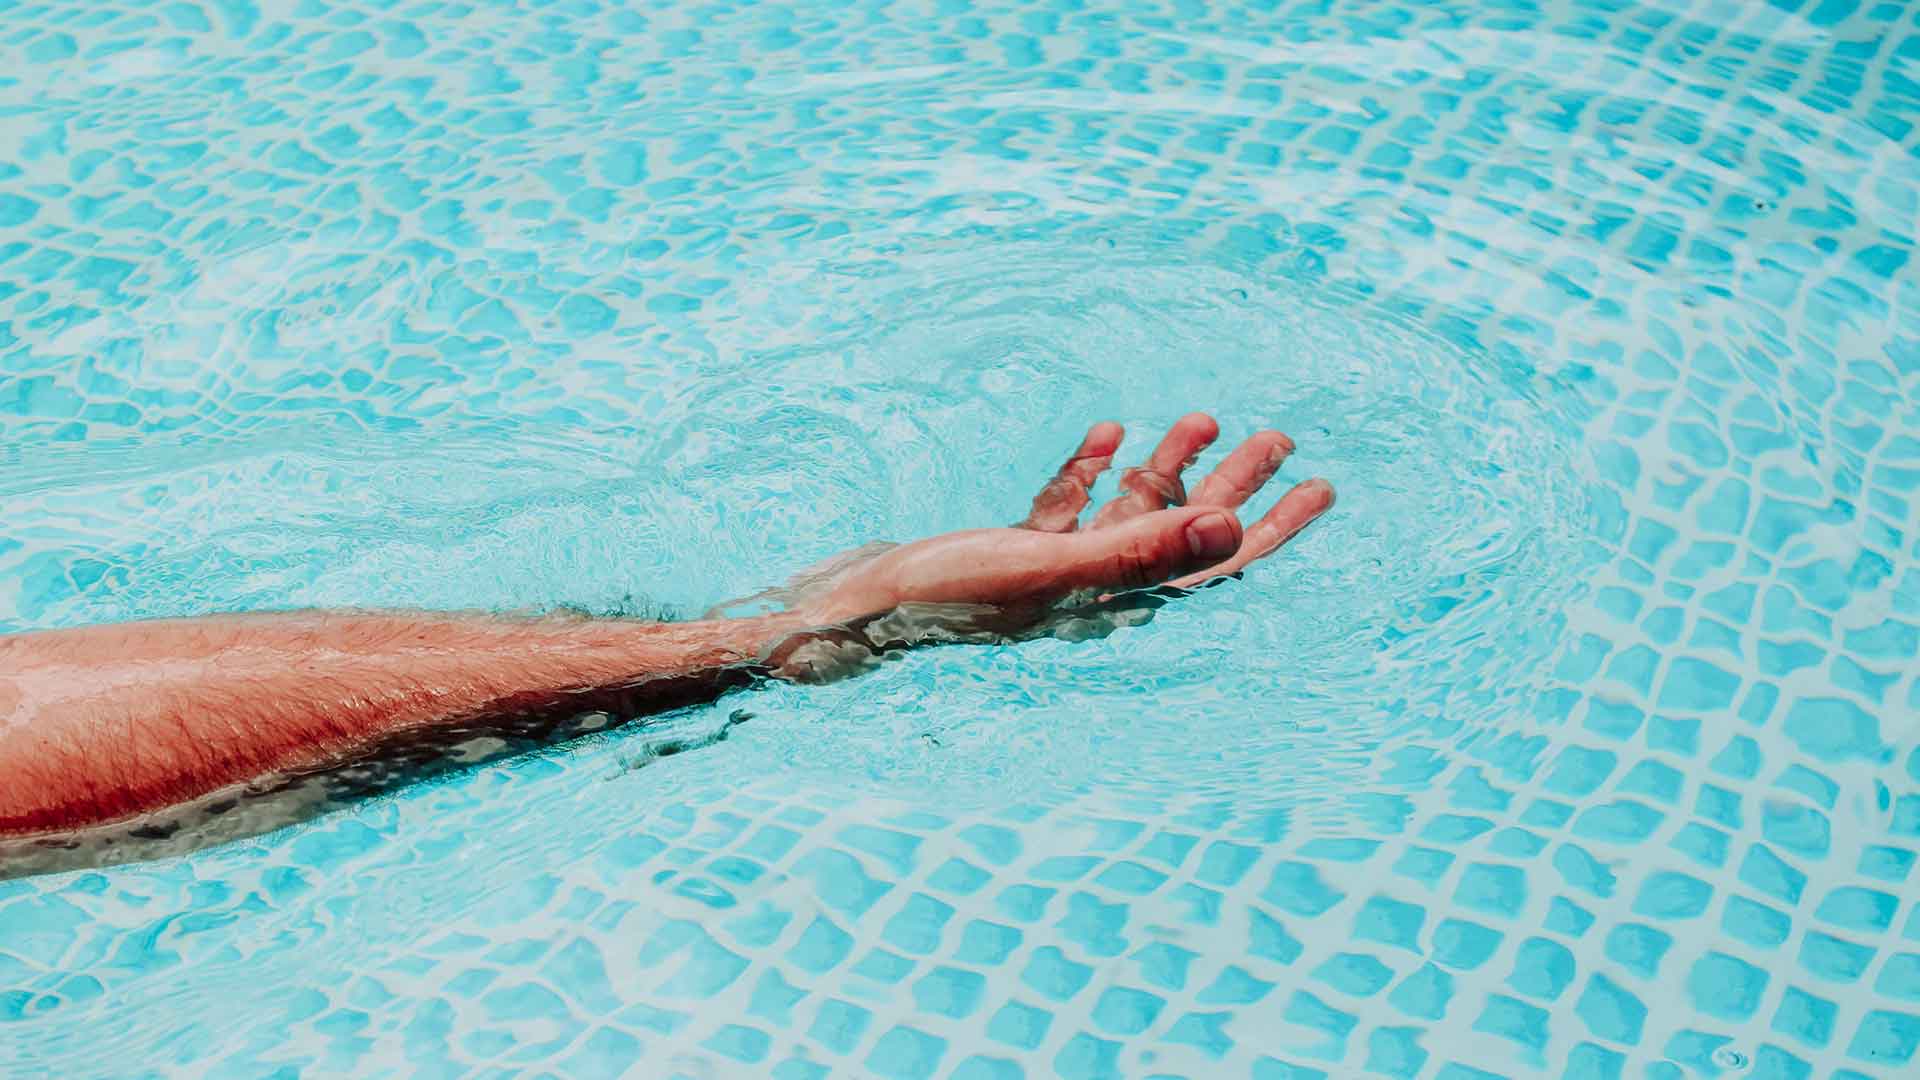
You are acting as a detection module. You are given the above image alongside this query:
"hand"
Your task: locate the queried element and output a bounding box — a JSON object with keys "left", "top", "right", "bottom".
{"left": 776, "top": 414, "right": 1333, "bottom": 658}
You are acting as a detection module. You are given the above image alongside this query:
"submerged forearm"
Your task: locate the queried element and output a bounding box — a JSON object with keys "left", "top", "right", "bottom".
{"left": 0, "top": 610, "right": 800, "bottom": 836}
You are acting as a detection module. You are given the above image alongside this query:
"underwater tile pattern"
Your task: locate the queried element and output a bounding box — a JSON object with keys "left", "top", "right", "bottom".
{"left": 2, "top": 0, "right": 1919, "bottom": 1077}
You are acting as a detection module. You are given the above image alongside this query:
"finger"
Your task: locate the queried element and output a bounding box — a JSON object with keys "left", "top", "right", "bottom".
{"left": 803, "top": 505, "right": 1244, "bottom": 623}
{"left": 1090, "top": 412, "right": 1220, "bottom": 528}
{"left": 1167, "top": 478, "right": 1334, "bottom": 589}
{"left": 1055, "top": 505, "right": 1244, "bottom": 594}
{"left": 1190, "top": 430, "right": 1294, "bottom": 510}
{"left": 1021, "top": 421, "right": 1125, "bottom": 532}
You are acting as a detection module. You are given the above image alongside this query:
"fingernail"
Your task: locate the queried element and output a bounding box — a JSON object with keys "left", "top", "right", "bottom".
{"left": 1185, "top": 512, "right": 1238, "bottom": 559}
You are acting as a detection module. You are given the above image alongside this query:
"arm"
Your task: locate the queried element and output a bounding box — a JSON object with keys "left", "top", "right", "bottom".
{"left": 0, "top": 609, "right": 808, "bottom": 835}
{"left": 1, "top": 414, "right": 1332, "bottom": 838}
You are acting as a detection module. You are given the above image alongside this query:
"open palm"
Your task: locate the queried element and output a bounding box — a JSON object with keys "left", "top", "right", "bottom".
{"left": 795, "top": 413, "right": 1334, "bottom": 629}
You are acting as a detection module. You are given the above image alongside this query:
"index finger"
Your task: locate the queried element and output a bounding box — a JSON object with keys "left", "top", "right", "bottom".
{"left": 1166, "top": 477, "right": 1335, "bottom": 588}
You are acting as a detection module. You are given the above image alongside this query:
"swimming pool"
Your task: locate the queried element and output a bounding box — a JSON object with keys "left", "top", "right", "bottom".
{"left": 2, "top": 0, "right": 1917, "bottom": 1075}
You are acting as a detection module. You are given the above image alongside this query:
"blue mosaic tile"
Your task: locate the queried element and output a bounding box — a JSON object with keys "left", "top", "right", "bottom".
{"left": 5, "top": 0, "right": 1919, "bottom": 1077}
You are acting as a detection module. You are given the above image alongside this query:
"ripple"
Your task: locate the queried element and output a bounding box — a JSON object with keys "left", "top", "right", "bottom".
{"left": 7, "top": 0, "right": 1917, "bottom": 1074}
{"left": 639, "top": 226, "right": 1601, "bottom": 808}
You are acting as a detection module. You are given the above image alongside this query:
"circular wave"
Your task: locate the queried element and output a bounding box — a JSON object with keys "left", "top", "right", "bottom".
{"left": 628, "top": 225, "right": 1606, "bottom": 810}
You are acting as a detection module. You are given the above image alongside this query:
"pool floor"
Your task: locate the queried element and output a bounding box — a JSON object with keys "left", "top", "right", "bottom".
{"left": 3, "top": 0, "right": 1919, "bottom": 1076}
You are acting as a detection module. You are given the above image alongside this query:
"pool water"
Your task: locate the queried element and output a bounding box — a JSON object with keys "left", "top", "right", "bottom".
{"left": 2, "top": 0, "right": 1917, "bottom": 1076}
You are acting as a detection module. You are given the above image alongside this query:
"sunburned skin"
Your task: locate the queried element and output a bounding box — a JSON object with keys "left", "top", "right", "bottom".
{"left": 0, "top": 611, "right": 796, "bottom": 836}
{"left": 0, "top": 415, "right": 1333, "bottom": 858}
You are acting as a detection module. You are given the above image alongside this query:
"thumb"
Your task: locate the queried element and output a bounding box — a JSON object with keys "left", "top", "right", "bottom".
{"left": 1056, "top": 506, "right": 1243, "bottom": 594}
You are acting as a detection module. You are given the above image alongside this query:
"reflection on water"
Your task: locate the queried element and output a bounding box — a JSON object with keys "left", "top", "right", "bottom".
{"left": 3, "top": 0, "right": 1917, "bottom": 1075}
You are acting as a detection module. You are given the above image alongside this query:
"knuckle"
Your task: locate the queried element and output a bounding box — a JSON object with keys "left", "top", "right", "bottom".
{"left": 1119, "top": 467, "right": 1174, "bottom": 503}
{"left": 1112, "top": 536, "right": 1175, "bottom": 590}
{"left": 1047, "top": 476, "right": 1089, "bottom": 501}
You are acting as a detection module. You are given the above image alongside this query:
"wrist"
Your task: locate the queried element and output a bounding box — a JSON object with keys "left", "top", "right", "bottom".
{"left": 692, "top": 610, "right": 822, "bottom": 663}
{"left": 702, "top": 607, "right": 894, "bottom": 684}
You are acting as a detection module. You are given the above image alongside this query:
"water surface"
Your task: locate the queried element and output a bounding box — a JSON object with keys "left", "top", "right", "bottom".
{"left": 2, "top": 0, "right": 1918, "bottom": 1076}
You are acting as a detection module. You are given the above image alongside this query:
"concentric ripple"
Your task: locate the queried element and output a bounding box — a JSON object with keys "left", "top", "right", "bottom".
{"left": 4, "top": 0, "right": 1918, "bottom": 1077}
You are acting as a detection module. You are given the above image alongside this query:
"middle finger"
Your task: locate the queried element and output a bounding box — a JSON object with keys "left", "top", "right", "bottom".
{"left": 1090, "top": 412, "right": 1220, "bottom": 528}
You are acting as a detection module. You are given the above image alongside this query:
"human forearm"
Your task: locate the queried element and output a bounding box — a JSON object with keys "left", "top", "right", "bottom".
{"left": 0, "top": 609, "right": 803, "bottom": 835}
{"left": 0, "top": 416, "right": 1333, "bottom": 847}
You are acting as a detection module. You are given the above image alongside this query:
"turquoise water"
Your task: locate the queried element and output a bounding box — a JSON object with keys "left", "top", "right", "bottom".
{"left": 2, "top": 0, "right": 1917, "bottom": 1075}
